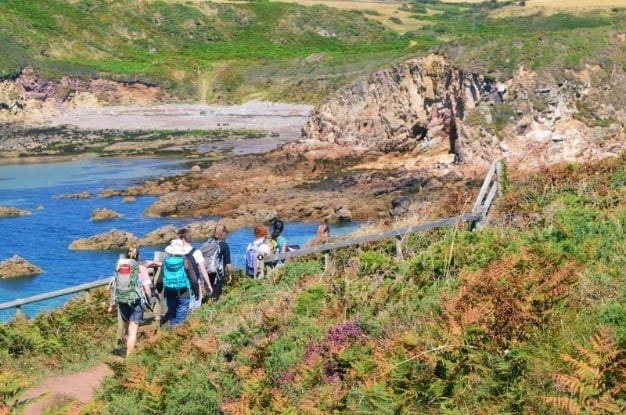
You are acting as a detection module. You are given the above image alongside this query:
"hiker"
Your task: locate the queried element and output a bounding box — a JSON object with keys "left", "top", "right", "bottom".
{"left": 305, "top": 222, "right": 330, "bottom": 248}
{"left": 177, "top": 227, "right": 213, "bottom": 307}
{"left": 245, "top": 224, "right": 271, "bottom": 279}
{"left": 108, "top": 246, "right": 153, "bottom": 357}
{"left": 159, "top": 239, "right": 201, "bottom": 328}
{"left": 271, "top": 219, "right": 288, "bottom": 253}
{"left": 199, "top": 222, "right": 232, "bottom": 301}
{"left": 267, "top": 219, "right": 288, "bottom": 267}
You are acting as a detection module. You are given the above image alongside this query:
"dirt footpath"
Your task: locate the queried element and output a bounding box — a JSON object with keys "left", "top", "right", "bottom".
{"left": 20, "top": 364, "right": 113, "bottom": 414}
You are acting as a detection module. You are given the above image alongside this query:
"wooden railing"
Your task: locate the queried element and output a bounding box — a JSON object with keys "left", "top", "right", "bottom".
{"left": 0, "top": 277, "right": 112, "bottom": 315}
{"left": 263, "top": 161, "right": 501, "bottom": 265}
{"left": 262, "top": 212, "right": 482, "bottom": 265}
{"left": 0, "top": 274, "right": 162, "bottom": 340}
{"left": 0, "top": 161, "right": 501, "bottom": 320}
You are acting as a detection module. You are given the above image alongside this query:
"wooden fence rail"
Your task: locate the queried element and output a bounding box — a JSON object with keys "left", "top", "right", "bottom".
{"left": 0, "top": 161, "right": 501, "bottom": 320}
{"left": 0, "top": 277, "right": 111, "bottom": 313}
{"left": 262, "top": 211, "right": 483, "bottom": 264}
{"left": 263, "top": 160, "right": 501, "bottom": 265}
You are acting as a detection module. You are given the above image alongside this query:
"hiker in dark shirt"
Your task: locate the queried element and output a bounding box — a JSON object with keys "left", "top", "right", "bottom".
{"left": 177, "top": 227, "right": 212, "bottom": 311}
{"left": 209, "top": 223, "right": 232, "bottom": 301}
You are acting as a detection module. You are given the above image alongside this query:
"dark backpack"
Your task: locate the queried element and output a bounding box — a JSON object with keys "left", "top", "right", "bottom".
{"left": 199, "top": 237, "right": 222, "bottom": 275}
{"left": 113, "top": 258, "right": 141, "bottom": 305}
{"left": 185, "top": 249, "right": 201, "bottom": 301}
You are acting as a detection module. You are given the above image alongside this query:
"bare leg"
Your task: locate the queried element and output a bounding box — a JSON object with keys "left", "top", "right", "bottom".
{"left": 126, "top": 322, "right": 139, "bottom": 357}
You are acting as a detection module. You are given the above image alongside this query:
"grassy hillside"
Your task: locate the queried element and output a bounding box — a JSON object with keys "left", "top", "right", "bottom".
{"left": 1, "top": 154, "right": 624, "bottom": 413}
{"left": 0, "top": 1, "right": 624, "bottom": 104}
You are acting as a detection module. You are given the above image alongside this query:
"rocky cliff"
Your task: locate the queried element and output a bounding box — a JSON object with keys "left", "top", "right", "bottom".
{"left": 300, "top": 53, "right": 625, "bottom": 171}
{"left": 0, "top": 67, "right": 169, "bottom": 125}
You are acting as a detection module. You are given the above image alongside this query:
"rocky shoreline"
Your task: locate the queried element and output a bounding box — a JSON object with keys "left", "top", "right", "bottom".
{"left": 2, "top": 53, "right": 624, "bottom": 256}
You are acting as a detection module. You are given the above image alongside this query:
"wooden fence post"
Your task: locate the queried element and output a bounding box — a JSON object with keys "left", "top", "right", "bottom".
{"left": 395, "top": 235, "right": 403, "bottom": 259}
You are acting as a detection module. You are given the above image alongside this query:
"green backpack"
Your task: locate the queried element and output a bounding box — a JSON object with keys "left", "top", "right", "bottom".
{"left": 113, "top": 258, "right": 141, "bottom": 305}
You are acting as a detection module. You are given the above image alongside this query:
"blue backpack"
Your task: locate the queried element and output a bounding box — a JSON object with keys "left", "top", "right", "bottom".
{"left": 162, "top": 255, "right": 190, "bottom": 290}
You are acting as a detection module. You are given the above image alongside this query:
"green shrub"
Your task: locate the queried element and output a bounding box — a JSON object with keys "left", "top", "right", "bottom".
{"left": 294, "top": 284, "right": 327, "bottom": 317}
{"left": 277, "top": 260, "right": 322, "bottom": 285}
{"left": 359, "top": 250, "right": 398, "bottom": 278}
{"left": 409, "top": 229, "right": 510, "bottom": 280}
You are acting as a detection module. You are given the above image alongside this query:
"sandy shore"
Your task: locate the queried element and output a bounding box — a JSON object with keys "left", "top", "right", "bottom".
{"left": 40, "top": 100, "right": 315, "bottom": 156}
{"left": 48, "top": 101, "right": 313, "bottom": 133}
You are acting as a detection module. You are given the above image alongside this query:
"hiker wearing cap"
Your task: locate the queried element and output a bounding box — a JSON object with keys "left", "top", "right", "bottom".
{"left": 159, "top": 238, "right": 201, "bottom": 328}
{"left": 108, "top": 246, "right": 153, "bottom": 357}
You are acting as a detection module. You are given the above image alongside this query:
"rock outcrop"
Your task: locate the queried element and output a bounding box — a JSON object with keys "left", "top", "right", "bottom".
{"left": 137, "top": 220, "right": 220, "bottom": 246}
{"left": 52, "top": 192, "right": 91, "bottom": 200}
{"left": 68, "top": 220, "right": 222, "bottom": 251}
{"left": 0, "top": 206, "right": 30, "bottom": 217}
{"left": 0, "top": 66, "right": 171, "bottom": 125}
{"left": 91, "top": 208, "right": 121, "bottom": 221}
{"left": 69, "top": 229, "right": 138, "bottom": 251}
{"left": 0, "top": 255, "right": 43, "bottom": 279}
{"left": 144, "top": 189, "right": 228, "bottom": 218}
{"left": 300, "top": 54, "right": 625, "bottom": 171}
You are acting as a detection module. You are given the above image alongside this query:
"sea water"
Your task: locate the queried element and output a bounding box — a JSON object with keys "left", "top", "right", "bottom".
{"left": 0, "top": 157, "right": 358, "bottom": 321}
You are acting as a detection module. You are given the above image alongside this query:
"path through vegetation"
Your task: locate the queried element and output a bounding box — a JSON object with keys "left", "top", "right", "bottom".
{"left": 20, "top": 364, "right": 112, "bottom": 414}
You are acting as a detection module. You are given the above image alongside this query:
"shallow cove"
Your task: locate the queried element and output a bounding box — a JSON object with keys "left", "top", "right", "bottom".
{"left": 0, "top": 157, "right": 358, "bottom": 321}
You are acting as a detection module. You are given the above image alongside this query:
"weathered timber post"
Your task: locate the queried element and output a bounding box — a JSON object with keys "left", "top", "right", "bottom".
{"left": 395, "top": 235, "right": 403, "bottom": 259}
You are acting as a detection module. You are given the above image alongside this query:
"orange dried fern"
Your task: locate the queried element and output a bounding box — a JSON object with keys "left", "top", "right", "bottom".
{"left": 542, "top": 326, "right": 626, "bottom": 415}
{"left": 444, "top": 250, "right": 579, "bottom": 348}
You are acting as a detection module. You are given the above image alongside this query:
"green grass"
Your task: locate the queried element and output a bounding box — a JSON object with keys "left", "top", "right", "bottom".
{"left": 1, "top": 1, "right": 622, "bottom": 103}
{"left": 1, "top": 154, "right": 625, "bottom": 413}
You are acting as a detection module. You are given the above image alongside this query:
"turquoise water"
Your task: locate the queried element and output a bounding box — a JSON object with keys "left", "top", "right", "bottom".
{"left": 0, "top": 157, "right": 358, "bottom": 321}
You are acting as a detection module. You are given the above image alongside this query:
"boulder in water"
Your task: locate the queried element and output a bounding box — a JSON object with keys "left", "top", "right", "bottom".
{"left": 0, "top": 206, "right": 30, "bottom": 217}
{"left": 91, "top": 208, "right": 122, "bottom": 221}
{"left": 138, "top": 225, "right": 178, "bottom": 246}
{"left": 69, "top": 229, "right": 138, "bottom": 250}
{"left": 0, "top": 255, "right": 43, "bottom": 279}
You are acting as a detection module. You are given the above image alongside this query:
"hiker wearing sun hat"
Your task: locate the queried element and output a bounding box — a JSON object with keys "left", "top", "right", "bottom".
{"left": 159, "top": 238, "right": 199, "bottom": 328}
{"left": 177, "top": 227, "right": 213, "bottom": 306}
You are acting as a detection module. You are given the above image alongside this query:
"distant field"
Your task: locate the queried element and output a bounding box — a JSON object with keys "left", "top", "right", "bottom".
{"left": 264, "top": 0, "right": 626, "bottom": 31}
{"left": 266, "top": 0, "right": 626, "bottom": 11}
{"left": 461, "top": 0, "right": 626, "bottom": 7}
{"left": 154, "top": 0, "right": 626, "bottom": 34}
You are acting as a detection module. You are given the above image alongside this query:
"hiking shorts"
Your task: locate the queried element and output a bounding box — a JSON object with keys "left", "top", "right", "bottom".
{"left": 119, "top": 301, "right": 143, "bottom": 323}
